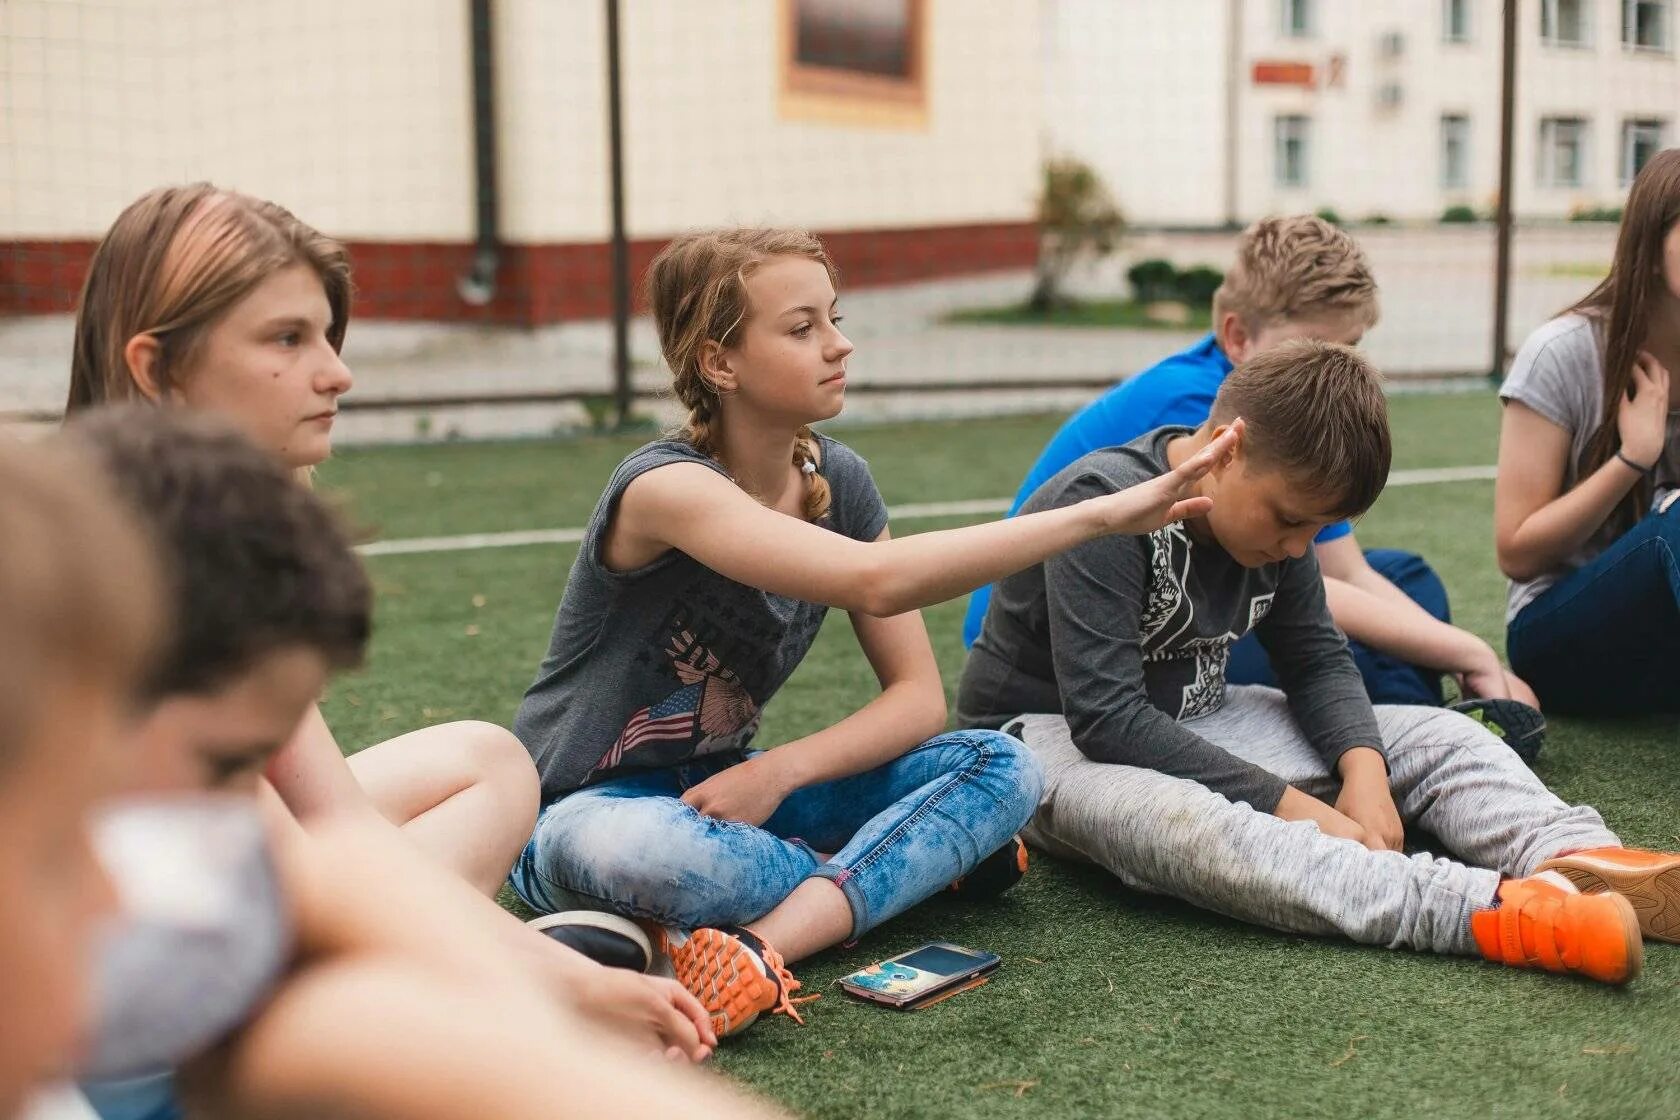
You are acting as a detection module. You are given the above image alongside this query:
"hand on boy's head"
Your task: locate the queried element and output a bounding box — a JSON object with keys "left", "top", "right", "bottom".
{"left": 1095, "top": 420, "right": 1244, "bottom": 537}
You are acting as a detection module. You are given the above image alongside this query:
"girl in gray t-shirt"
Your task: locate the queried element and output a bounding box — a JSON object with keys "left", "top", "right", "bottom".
{"left": 510, "top": 228, "right": 1241, "bottom": 1040}
{"left": 1495, "top": 149, "right": 1680, "bottom": 714}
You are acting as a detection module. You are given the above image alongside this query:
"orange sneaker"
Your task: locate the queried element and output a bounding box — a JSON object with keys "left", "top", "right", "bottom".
{"left": 1537, "top": 847, "right": 1680, "bottom": 943}
{"left": 1470, "top": 877, "right": 1642, "bottom": 985}
{"left": 658, "top": 925, "right": 813, "bottom": 1037}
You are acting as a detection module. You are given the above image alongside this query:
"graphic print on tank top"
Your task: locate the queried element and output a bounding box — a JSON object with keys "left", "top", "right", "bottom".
{"left": 593, "top": 623, "right": 762, "bottom": 775}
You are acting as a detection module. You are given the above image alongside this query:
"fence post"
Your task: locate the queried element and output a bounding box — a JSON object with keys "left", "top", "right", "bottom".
{"left": 605, "top": 0, "right": 633, "bottom": 427}
{"left": 456, "top": 0, "right": 500, "bottom": 306}
{"left": 1491, "top": 0, "right": 1518, "bottom": 382}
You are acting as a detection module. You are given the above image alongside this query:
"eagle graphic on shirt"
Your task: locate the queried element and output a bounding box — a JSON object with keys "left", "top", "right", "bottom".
{"left": 592, "top": 627, "right": 760, "bottom": 774}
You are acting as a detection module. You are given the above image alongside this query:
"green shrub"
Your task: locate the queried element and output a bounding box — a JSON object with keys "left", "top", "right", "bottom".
{"left": 1569, "top": 205, "right": 1623, "bottom": 222}
{"left": 1126, "top": 258, "right": 1179, "bottom": 303}
{"left": 1441, "top": 204, "right": 1479, "bottom": 223}
{"left": 1174, "top": 265, "right": 1225, "bottom": 308}
{"left": 1315, "top": 207, "right": 1344, "bottom": 227}
{"left": 1364, "top": 213, "right": 1393, "bottom": 225}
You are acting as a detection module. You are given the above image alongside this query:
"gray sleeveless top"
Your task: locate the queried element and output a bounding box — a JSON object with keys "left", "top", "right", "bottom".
{"left": 514, "top": 436, "right": 889, "bottom": 803}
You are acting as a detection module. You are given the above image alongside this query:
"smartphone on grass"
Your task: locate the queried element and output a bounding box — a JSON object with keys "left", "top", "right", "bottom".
{"left": 837, "top": 942, "right": 1001, "bottom": 1010}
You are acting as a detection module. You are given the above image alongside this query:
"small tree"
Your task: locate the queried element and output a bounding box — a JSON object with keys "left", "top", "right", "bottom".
{"left": 1030, "top": 158, "right": 1124, "bottom": 312}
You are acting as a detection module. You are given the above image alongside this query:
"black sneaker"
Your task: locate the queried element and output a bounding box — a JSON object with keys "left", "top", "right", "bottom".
{"left": 527, "top": 911, "right": 653, "bottom": 972}
{"left": 947, "top": 835, "right": 1029, "bottom": 899}
{"left": 1449, "top": 697, "right": 1546, "bottom": 765}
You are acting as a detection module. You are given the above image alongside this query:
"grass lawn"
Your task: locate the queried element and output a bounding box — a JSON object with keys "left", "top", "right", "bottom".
{"left": 943, "top": 299, "right": 1213, "bottom": 331}
{"left": 317, "top": 392, "right": 1678, "bottom": 1120}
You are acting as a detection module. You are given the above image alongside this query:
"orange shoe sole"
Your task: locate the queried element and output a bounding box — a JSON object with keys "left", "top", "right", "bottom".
{"left": 1539, "top": 851, "right": 1680, "bottom": 943}
{"left": 663, "top": 928, "right": 779, "bottom": 1037}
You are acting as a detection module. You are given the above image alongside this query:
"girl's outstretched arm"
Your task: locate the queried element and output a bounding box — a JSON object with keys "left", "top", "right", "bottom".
{"left": 615, "top": 423, "right": 1240, "bottom": 617}
{"left": 681, "top": 528, "right": 947, "bottom": 824}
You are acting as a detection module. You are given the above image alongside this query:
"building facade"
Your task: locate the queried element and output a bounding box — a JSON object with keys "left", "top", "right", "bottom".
{"left": 1047, "top": 0, "right": 1679, "bottom": 225}
{"left": 1, "top": 0, "right": 1043, "bottom": 323}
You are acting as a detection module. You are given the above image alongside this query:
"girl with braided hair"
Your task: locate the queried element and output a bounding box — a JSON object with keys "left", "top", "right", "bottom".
{"left": 511, "top": 228, "right": 1242, "bottom": 1039}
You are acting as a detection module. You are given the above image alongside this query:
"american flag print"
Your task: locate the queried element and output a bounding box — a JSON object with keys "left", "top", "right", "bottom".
{"left": 594, "top": 680, "right": 703, "bottom": 773}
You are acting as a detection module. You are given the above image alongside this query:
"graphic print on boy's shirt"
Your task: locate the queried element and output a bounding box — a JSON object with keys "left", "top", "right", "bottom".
{"left": 957, "top": 428, "right": 1380, "bottom": 811}
{"left": 1136, "top": 522, "right": 1276, "bottom": 722}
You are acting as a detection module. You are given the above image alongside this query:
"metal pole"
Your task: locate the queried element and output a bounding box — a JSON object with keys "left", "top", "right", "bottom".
{"left": 605, "top": 0, "right": 633, "bottom": 428}
{"left": 1223, "top": 0, "right": 1243, "bottom": 229}
{"left": 456, "top": 0, "right": 500, "bottom": 306}
{"left": 1491, "top": 0, "right": 1518, "bottom": 381}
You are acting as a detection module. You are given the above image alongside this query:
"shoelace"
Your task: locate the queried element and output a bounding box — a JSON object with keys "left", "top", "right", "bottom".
{"left": 756, "top": 940, "right": 819, "bottom": 1025}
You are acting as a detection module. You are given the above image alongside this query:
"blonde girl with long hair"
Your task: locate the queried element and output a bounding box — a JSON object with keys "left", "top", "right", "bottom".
{"left": 509, "top": 228, "right": 1241, "bottom": 1038}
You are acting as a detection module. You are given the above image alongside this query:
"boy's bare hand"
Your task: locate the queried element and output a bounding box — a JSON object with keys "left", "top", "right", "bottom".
{"left": 1331, "top": 756, "right": 1402, "bottom": 853}
{"left": 1273, "top": 784, "right": 1370, "bottom": 847}
{"left": 1092, "top": 420, "right": 1243, "bottom": 535}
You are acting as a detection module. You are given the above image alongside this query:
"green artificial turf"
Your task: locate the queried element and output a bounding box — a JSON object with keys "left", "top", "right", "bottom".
{"left": 316, "top": 391, "right": 1678, "bottom": 1120}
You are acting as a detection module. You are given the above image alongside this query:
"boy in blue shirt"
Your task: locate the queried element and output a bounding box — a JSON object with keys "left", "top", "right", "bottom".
{"left": 964, "top": 217, "right": 1543, "bottom": 757}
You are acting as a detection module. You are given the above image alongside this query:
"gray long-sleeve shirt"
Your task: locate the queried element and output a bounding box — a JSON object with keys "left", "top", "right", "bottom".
{"left": 955, "top": 427, "right": 1383, "bottom": 812}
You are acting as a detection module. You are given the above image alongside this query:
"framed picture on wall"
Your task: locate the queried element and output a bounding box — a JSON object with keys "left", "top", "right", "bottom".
{"left": 781, "top": 0, "right": 926, "bottom": 125}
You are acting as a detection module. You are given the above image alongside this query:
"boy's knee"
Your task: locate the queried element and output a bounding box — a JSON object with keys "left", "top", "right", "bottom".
{"left": 1386, "top": 706, "right": 1507, "bottom": 763}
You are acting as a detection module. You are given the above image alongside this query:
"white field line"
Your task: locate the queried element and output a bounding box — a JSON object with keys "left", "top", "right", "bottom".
{"left": 358, "top": 464, "right": 1498, "bottom": 558}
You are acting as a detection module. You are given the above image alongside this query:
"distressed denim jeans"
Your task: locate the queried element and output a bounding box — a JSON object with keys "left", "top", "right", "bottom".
{"left": 509, "top": 730, "right": 1042, "bottom": 939}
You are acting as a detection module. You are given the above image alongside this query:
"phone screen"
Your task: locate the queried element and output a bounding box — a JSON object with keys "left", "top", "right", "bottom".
{"left": 894, "top": 944, "right": 990, "bottom": 976}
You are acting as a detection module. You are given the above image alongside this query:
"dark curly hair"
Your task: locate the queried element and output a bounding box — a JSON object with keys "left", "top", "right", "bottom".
{"left": 61, "top": 405, "right": 371, "bottom": 699}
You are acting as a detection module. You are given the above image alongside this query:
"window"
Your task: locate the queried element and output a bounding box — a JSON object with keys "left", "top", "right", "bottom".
{"left": 1622, "top": 118, "right": 1667, "bottom": 183}
{"left": 1443, "top": 0, "right": 1473, "bottom": 42}
{"left": 1541, "top": 0, "right": 1593, "bottom": 46}
{"left": 1274, "top": 115, "right": 1311, "bottom": 188}
{"left": 1280, "top": 0, "right": 1314, "bottom": 37}
{"left": 1539, "top": 117, "right": 1590, "bottom": 187}
{"left": 1441, "top": 115, "right": 1471, "bottom": 188}
{"left": 1623, "top": 0, "right": 1671, "bottom": 49}
{"left": 780, "top": 0, "right": 926, "bottom": 124}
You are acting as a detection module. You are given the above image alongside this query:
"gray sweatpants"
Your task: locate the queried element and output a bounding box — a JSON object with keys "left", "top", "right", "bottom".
{"left": 1015, "top": 686, "right": 1619, "bottom": 956}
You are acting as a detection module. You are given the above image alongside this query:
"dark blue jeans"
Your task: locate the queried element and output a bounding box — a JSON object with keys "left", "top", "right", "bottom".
{"left": 1507, "top": 504, "right": 1680, "bottom": 716}
{"left": 1227, "top": 549, "right": 1450, "bottom": 707}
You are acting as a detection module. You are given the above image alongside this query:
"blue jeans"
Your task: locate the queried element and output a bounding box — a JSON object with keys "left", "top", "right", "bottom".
{"left": 1227, "top": 548, "right": 1450, "bottom": 707}
{"left": 1507, "top": 504, "right": 1680, "bottom": 716}
{"left": 509, "top": 731, "right": 1042, "bottom": 940}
